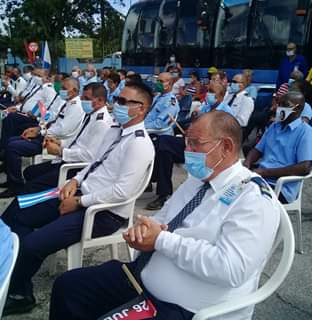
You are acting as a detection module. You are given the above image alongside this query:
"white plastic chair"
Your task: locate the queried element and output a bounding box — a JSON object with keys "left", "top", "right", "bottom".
{"left": 193, "top": 204, "right": 295, "bottom": 320}
{"left": 51, "top": 160, "right": 154, "bottom": 272}
{"left": 274, "top": 171, "right": 312, "bottom": 254}
{"left": 0, "top": 233, "right": 19, "bottom": 318}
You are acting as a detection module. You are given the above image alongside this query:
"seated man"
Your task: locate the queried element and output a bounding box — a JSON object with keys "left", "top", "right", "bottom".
{"left": 224, "top": 73, "right": 254, "bottom": 127}
{"left": 49, "top": 111, "right": 280, "bottom": 320}
{"left": 0, "top": 219, "right": 13, "bottom": 287}
{"left": 0, "top": 78, "right": 84, "bottom": 198}
{"left": 0, "top": 68, "right": 56, "bottom": 152}
{"left": 107, "top": 72, "right": 121, "bottom": 105}
{"left": 244, "top": 91, "right": 312, "bottom": 203}
{"left": 145, "top": 72, "right": 180, "bottom": 136}
{"left": 147, "top": 83, "right": 233, "bottom": 211}
{"left": 3, "top": 67, "right": 27, "bottom": 103}
{"left": 20, "top": 82, "right": 114, "bottom": 192}
{"left": 2, "top": 82, "right": 155, "bottom": 316}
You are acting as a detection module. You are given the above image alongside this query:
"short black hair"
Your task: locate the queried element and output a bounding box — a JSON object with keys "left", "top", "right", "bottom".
{"left": 118, "top": 69, "right": 127, "bottom": 77}
{"left": 189, "top": 71, "right": 200, "bottom": 81}
{"left": 125, "top": 82, "right": 153, "bottom": 107}
{"left": 84, "top": 82, "right": 107, "bottom": 101}
{"left": 23, "top": 65, "right": 34, "bottom": 73}
{"left": 109, "top": 73, "right": 121, "bottom": 85}
{"left": 126, "top": 73, "right": 143, "bottom": 84}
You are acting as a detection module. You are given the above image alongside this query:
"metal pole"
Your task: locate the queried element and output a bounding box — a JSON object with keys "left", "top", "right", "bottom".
{"left": 100, "top": 0, "right": 105, "bottom": 59}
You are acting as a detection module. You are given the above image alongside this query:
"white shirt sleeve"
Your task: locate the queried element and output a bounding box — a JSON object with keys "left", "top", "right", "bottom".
{"left": 236, "top": 97, "right": 254, "bottom": 127}
{"left": 80, "top": 138, "right": 153, "bottom": 207}
{"left": 154, "top": 192, "right": 279, "bottom": 288}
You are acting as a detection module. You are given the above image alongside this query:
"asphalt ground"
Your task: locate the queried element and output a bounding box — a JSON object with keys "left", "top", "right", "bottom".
{"left": 1, "top": 165, "right": 312, "bottom": 320}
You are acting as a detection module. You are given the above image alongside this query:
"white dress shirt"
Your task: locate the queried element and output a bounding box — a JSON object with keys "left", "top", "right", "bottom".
{"left": 62, "top": 105, "right": 114, "bottom": 163}
{"left": 141, "top": 161, "right": 280, "bottom": 320}
{"left": 75, "top": 121, "right": 155, "bottom": 218}
{"left": 47, "top": 95, "right": 84, "bottom": 142}
{"left": 224, "top": 90, "right": 254, "bottom": 127}
{"left": 7, "top": 76, "right": 27, "bottom": 100}
{"left": 20, "top": 77, "right": 37, "bottom": 98}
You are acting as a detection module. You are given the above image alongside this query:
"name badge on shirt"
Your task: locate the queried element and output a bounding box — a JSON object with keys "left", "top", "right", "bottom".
{"left": 219, "top": 183, "right": 243, "bottom": 206}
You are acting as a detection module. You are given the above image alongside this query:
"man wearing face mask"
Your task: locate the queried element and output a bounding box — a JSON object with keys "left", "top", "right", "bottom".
{"left": 0, "top": 78, "right": 84, "bottom": 198}
{"left": 0, "top": 69, "right": 57, "bottom": 155}
{"left": 3, "top": 67, "right": 27, "bottom": 103}
{"left": 19, "top": 82, "right": 114, "bottom": 190}
{"left": 165, "top": 54, "right": 182, "bottom": 73}
{"left": 83, "top": 64, "right": 98, "bottom": 87}
{"left": 145, "top": 72, "right": 180, "bottom": 136}
{"left": 1, "top": 82, "right": 154, "bottom": 316}
{"left": 244, "top": 91, "right": 312, "bottom": 204}
{"left": 277, "top": 42, "right": 308, "bottom": 90}
{"left": 49, "top": 111, "right": 280, "bottom": 320}
{"left": 224, "top": 74, "right": 254, "bottom": 127}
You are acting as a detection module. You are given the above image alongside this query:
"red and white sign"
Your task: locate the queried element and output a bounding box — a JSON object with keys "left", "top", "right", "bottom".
{"left": 28, "top": 42, "right": 39, "bottom": 53}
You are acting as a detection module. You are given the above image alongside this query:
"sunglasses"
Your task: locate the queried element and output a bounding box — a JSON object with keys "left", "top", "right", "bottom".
{"left": 115, "top": 96, "right": 144, "bottom": 107}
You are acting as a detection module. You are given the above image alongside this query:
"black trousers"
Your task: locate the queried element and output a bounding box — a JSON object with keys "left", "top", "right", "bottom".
{"left": 49, "top": 260, "right": 194, "bottom": 320}
{"left": 1, "top": 197, "right": 126, "bottom": 297}
{"left": 152, "top": 135, "right": 185, "bottom": 197}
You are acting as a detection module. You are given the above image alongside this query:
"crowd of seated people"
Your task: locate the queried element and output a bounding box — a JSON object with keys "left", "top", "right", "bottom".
{"left": 0, "top": 45, "right": 311, "bottom": 320}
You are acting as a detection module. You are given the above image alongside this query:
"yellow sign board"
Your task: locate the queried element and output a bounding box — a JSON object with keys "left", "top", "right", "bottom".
{"left": 65, "top": 39, "right": 93, "bottom": 59}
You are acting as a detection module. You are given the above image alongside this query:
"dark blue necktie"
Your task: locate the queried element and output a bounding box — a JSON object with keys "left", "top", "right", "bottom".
{"left": 134, "top": 182, "right": 211, "bottom": 276}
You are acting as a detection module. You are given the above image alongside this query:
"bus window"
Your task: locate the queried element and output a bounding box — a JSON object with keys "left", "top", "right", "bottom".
{"left": 122, "top": 6, "right": 140, "bottom": 53}
{"left": 177, "top": 1, "right": 208, "bottom": 47}
{"left": 159, "top": 0, "right": 177, "bottom": 47}
{"left": 137, "top": 4, "right": 159, "bottom": 50}
{"left": 214, "top": 1, "right": 250, "bottom": 48}
{"left": 250, "top": 0, "right": 306, "bottom": 47}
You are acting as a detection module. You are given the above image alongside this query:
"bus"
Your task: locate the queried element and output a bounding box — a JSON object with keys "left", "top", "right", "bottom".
{"left": 121, "top": 0, "right": 312, "bottom": 84}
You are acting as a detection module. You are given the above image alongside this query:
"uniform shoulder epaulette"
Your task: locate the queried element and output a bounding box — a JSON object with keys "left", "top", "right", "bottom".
{"left": 111, "top": 124, "right": 121, "bottom": 128}
{"left": 171, "top": 96, "right": 177, "bottom": 105}
{"left": 96, "top": 113, "right": 104, "bottom": 120}
{"left": 70, "top": 100, "right": 77, "bottom": 105}
{"left": 59, "top": 113, "right": 65, "bottom": 119}
{"left": 47, "top": 84, "right": 52, "bottom": 87}
{"left": 135, "top": 130, "right": 145, "bottom": 137}
{"left": 250, "top": 177, "right": 272, "bottom": 198}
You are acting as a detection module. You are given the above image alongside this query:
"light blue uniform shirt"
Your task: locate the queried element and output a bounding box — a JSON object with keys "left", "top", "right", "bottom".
{"left": 200, "top": 101, "right": 234, "bottom": 115}
{"left": 118, "top": 79, "right": 126, "bottom": 92}
{"left": 245, "top": 85, "right": 258, "bottom": 100}
{"left": 145, "top": 92, "right": 180, "bottom": 135}
{"left": 256, "top": 118, "right": 312, "bottom": 202}
{"left": 0, "top": 219, "right": 13, "bottom": 287}
{"left": 301, "top": 102, "right": 312, "bottom": 121}
{"left": 107, "top": 87, "right": 121, "bottom": 104}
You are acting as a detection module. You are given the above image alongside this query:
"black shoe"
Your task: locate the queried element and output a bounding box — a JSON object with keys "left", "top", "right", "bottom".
{"left": 0, "top": 181, "right": 8, "bottom": 188}
{"left": 144, "top": 182, "right": 153, "bottom": 193}
{"left": 146, "top": 195, "right": 169, "bottom": 211}
{"left": 3, "top": 294, "right": 36, "bottom": 316}
{"left": 0, "top": 188, "right": 16, "bottom": 198}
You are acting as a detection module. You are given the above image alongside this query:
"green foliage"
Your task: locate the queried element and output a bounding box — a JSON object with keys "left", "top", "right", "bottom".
{"left": 0, "top": 0, "right": 125, "bottom": 62}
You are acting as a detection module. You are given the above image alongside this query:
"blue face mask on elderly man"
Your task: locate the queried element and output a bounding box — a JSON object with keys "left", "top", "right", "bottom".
{"left": 184, "top": 140, "right": 223, "bottom": 180}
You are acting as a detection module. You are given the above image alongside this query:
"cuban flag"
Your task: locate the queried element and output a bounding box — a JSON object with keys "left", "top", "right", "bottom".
{"left": 42, "top": 41, "right": 51, "bottom": 69}
{"left": 17, "top": 188, "right": 60, "bottom": 209}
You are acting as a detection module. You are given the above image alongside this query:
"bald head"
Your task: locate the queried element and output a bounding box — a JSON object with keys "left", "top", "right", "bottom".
{"left": 63, "top": 78, "right": 79, "bottom": 99}
{"left": 232, "top": 73, "right": 246, "bottom": 91}
{"left": 280, "top": 91, "right": 305, "bottom": 110}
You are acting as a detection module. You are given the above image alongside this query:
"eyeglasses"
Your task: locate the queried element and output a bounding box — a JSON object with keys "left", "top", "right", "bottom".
{"left": 231, "top": 80, "right": 243, "bottom": 84}
{"left": 115, "top": 96, "right": 144, "bottom": 108}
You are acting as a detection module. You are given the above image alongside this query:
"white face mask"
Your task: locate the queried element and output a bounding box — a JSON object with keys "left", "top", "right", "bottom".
{"left": 286, "top": 50, "right": 295, "bottom": 57}
{"left": 170, "top": 56, "right": 176, "bottom": 63}
{"left": 85, "top": 71, "right": 92, "bottom": 79}
{"left": 33, "top": 75, "right": 43, "bottom": 86}
{"left": 72, "top": 71, "right": 79, "bottom": 78}
{"left": 23, "top": 73, "right": 32, "bottom": 81}
{"left": 276, "top": 106, "right": 296, "bottom": 122}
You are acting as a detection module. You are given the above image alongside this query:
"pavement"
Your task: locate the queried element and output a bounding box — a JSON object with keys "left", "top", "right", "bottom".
{"left": 1, "top": 164, "right": 312, "bottom": 320}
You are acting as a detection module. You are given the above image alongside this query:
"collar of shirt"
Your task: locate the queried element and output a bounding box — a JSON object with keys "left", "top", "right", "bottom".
{"left": 121, "top": 121, "right": 145, "bottom": 136}
{"left": 276, "top": 117, "right": 302, "bottom": 132}
{"left": 209, "top": 161, "right": 243, "bottom": 193}
{"left": 68, "top": 95, "right": 80, "bottom": 104}
{"left": 236, "top": 90, "right": 247, "bottom": 97}
{"left": 42, "top": 82, "right": 53, "bottom": 88}
{"left": 90, "top": 105, "right": 108, "bottom": 118}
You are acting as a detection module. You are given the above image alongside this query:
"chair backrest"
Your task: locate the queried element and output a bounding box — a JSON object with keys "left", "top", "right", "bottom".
{"left": 0, "top": 233, "right": 19, "bottom": 318}
{"left": 193, "top": 204, "right": 295, "bottom": 320}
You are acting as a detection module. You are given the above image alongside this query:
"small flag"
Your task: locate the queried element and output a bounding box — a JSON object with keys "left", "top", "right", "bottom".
{"left": 31, "top": 101, "right": 47, "bottom": 120}
{"left": 42, "top": 41, "right": 51, "bottom": 69}
{"left": 17, "top": 188, "right": 60, "bottom": 209}
{"left": 97, "top": 295, "right": 157, "bottom": 320}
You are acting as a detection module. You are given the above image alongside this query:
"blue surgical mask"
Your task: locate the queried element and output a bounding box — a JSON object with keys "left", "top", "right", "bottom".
{"left": 184, "top": 141, "right": 222, "bottom": 180}
{"left": 206, "top": 93, "right": 216, "bottom": 106}
{"left": 288, "top": 78, "right": 295, "bottom": 86}
{"left": 59, "top": 89, "right": 68, "bottom": 100}
{"left": 230, "top": 83, "right": 240, "bottom": 94}
{"left": 81, "top": 100, "right": 93, "bottom": 114}
{"left": 113, "top": 103, "right": 134, "bottom": 125}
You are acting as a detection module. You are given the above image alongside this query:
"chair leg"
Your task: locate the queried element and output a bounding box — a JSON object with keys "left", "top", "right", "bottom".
{"left": 67, "top": 242, "right": 83, "bottom": 270}
{"left": 110, "top": 244, "right": 119, "bottom": 260}
{"left": 295, "top": 209, "right": 303, "bottom": 254}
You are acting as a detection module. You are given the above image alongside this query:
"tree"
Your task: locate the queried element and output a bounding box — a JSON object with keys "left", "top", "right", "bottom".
{"left": 0, "top": 0, "right": 125, "bottom": 63}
